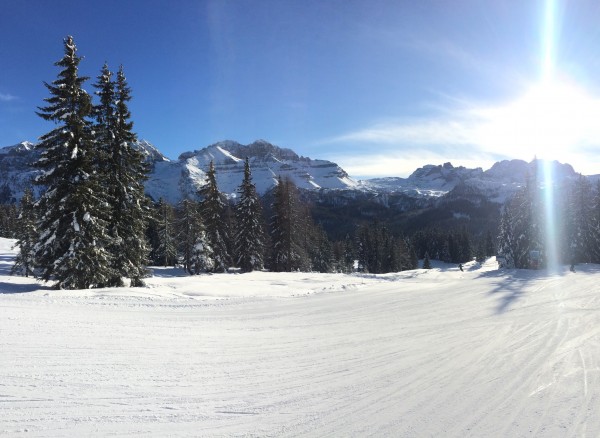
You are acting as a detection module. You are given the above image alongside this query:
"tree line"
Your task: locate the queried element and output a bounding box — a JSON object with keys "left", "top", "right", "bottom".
{"left": 497, "top": 163, "right": 600, "bottom": 268}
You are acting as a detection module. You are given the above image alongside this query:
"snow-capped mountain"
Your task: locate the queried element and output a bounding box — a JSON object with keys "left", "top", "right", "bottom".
{"left": 363, "top": 159, "right": 578, "bottom": 203}
{"left": 0, "top": 138, "right": 582, "bottom": 206}
{"left": 145, "top": 140, "right": 358, "bottom": 202}
{"left": 0, "top": 141, "right": 39, "bottom": 202}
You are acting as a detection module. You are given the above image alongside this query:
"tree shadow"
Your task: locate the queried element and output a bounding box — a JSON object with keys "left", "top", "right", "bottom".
{"left": 0, "top": 254, "right": 16, "bottom": 276}
{"left": 0, "top": 281, "right": 51, "bottom": 294}
{"left": 147, "top": 267, "right": 189, "bottom": 278}
{"left": 475, "top": 268, "right": 567, "bottom": 314}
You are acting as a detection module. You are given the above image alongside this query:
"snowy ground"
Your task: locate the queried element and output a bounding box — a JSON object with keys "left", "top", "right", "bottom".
{"left": 1, "top": 238, "right": 600, "bottom": 437}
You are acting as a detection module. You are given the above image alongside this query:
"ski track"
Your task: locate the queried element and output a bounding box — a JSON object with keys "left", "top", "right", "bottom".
{"left": 1, "top": 241, "right": 600, "bottom": 436}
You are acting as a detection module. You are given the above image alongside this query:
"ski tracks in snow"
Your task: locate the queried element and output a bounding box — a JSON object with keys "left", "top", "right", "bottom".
{"left": 2, "top": 253, "right": 600, "bottom": 436}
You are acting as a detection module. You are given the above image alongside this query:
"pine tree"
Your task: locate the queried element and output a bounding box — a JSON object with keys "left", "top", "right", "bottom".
{"left": 234, "top": 158, "right": 265, "bottom": 272}
{"left": 423, "top": 251, "right": 432, "bottom": 269}
{"left": 11, "top": 188, "right": 37, "bottom": 277}
{"left": 566, "top": 175, "right": 593, "bottom": 264}
{"left": 34, "top": 36, "right": 113, "bottom": 289}
{"left": 199, "top": 161, "right": 230, "bottom": 272}
{"left": 108, "top": 66, "right": 150, "bottom": 286}
{"left": 343, "top": 233, "right": 355, "bottom": 273}
{"left": 590, "top": 180, "right": 600, "bottom": 263}
{"left": 497, "top": 204, "right": 516, "bottom": 268}
{"left": 269, "top": 177, "right": 307, "bottom": 272}
{"left": 153, "top": 198, "right": 177, "bottom": 267}
{"left": 309, "top": 224, "right": 333, "bottom": 273}
{"left": 176, "top": 198, "right": 211, "bottom": 274}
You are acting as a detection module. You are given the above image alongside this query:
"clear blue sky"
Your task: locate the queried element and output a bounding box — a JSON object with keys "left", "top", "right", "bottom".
{"left": 2, "top": 0, "right": 600, "bottom": 177}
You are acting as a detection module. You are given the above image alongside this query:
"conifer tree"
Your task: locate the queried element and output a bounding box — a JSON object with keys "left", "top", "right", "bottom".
{"left": 92, "top": 64, "right": 150, "bottom": 286}
{"left": 269, "top": 177, "right": 307, "bottom": 272}
{"left": 590, "top": 180, "right": 600, "bottom": 263}
{"left": 343, "top": 233, "right": 355, "bottom": 273}
{"left": 176, "top": 198, "right": 211, "bottom": 274}
{"left": 153, "top": 198, "right": 177, "bottom": 266}
{"left": 309, "top": 224, "right": 333, "bottom": 273}
{"left": 423, "top": 251, "right": 432, "bottom": 269}
{"left": 11, "top": 188, "right": 37, "bottom": 277}
{"left": 234, "top": 158, "right": 265, "bottom": 272}
{"left": 199, "top": 161, "right": 230, "bottom": 272}
{"left": 497, "top": 204, "right": 516, "bottom": 268}
{"left": 34, "top": 36, "right": 113, "bottom": 289}
{"left": 111, "top": 66, "right": 150, "bottom": 285}
{"left": 566, "top": 175, "right": 594, "bottom": 264}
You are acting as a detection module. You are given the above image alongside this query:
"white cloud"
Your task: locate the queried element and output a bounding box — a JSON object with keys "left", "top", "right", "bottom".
{"left": 328, "top": 150, "right": 497, "bottom": 180}
{"left": 0, "top": 92, "right": 17, "bottom": 102}
{"left": 322, "top": 78, "right": 600, "bottom": 178}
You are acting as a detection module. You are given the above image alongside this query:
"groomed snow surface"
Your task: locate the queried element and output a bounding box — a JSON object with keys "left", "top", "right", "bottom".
{"left": 1, "top": 238, "right": 599, "bottom": 437}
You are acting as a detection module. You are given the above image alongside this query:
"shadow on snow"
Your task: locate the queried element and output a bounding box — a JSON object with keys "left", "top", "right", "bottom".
{"left": 475, "top": 267, "right": 575, "bottom": 315}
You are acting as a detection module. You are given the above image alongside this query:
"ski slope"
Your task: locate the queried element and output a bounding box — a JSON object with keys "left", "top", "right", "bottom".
{"left": 1, "top": 238, "right": 600, "bottom": 437}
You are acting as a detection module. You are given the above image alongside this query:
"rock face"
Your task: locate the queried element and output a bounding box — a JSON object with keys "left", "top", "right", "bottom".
{"left": 0, "top": 138, "right": 581, "bottom": 206}
{"left": 363, "top": 159, "right": 578, "bottom": 204}
{"left": 145, "top": 140, "right": 359, "bottom": 203}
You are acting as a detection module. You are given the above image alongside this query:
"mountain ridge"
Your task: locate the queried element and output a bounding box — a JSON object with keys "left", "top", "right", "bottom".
{"left": 0, "top": 139, "right": 583, "bottom": 205}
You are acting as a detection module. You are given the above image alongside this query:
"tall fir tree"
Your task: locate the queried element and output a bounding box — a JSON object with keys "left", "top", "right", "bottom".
{"left": 199, "top": 161, "right": 230, "bottom": 272}
{"left": 269, "top": 177, "right": 307, "bottom": 272}
{"left": 148, "top": 198, "right": 178, "bottom": 266}
{"left": 566, "top": 175, "right": 594, "bottom": 264}
{"left": 176, "top": 198, "right": 211, "bottom": 274}
{"left": 34, "top": 36, "right": 114, "bottom": 289}
{"left": 497, "top": 203, "right": 516, "bottom": 268}
{"left": 591, "top": 180, "right": 600, "bottom": 263}
{"left": 234, "top": 158, "right": 265, "bottom": 272}
{"left": 110, "top": 66, "right": 150, "bottom": 285}
{"left": 11, "top": 187, "right": 37, "bottom": 277}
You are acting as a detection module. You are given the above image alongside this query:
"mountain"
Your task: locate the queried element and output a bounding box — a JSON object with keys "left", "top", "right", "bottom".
{"left": 363, "top": 159, "right": 578, "bottom": 204}
{"left": 145, "top": 139, "right": 358, "bottom": 203}
{"left": 0, "top": 138, "right": 581, "bottom": 207}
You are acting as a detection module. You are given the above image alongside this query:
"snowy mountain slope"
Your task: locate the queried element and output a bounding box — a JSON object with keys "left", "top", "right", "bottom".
{"left": 111, "top": 139, "right": 358, "bottom": 203}
{"left": 166, "top": 140, "right": 359, "bottom": 201}
{"left": 364, "top": 159, "right": 579, "bottom": 203}
{"left": 2, "top": 238, "right": 600, "bottom": 436}
{"left": 0, "top": 138, "right": 583, "bottom": 206}
{"left": 0, "top": 141, "right": 39, "bottom": 202}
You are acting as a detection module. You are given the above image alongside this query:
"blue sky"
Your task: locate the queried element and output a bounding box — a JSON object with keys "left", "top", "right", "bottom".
{"left": 2, "top": 0, "right": 600, "bottom": 178}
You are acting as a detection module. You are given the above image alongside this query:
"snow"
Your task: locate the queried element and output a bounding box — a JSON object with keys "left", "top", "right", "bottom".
{"left": 1, "top": 237, "right": 600, "bottom": 436}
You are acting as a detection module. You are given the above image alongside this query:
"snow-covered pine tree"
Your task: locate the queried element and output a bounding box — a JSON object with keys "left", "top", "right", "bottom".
{"left": 92, "top": 63, "right": 150, "bottom": 286}
{"left": 590, "top": 180, "right": 600, "bottom": 263}
{"left": 0, "top": 204, "right": 18, "bottom": 238}
{"left": 497, "top": 202, "right": 516, "bottom": 268}
{"left": 566, "top": 175, "right": 594, "bottom": 264}
{"left": 343, "top": 233, "right": 355, "bottom": 273}
{"left": 34, "top": 36, "right": 114, "bottom": 289}
{"left": 507, "top": 170, "right": 542, "bottom": 269}
{"left": 234, "top": 158, "right": 265, "bottom": 272}
{"left": 423, "top": 251, "right": 432, "bottom": 269}
{"left": 309, "top": 224, "right": 333, "bottom": 273}
{"left": 269, "top": 177, "right": 306, "bottom": 272}
{"left": 199, "top": 161, "right": 230, "bottom": 272}
{"left": 110, "top": 66, "right": 150, "bottom": 286}
{"left": 153, "top": 198, "right": 178, "bottom": 267}
{"left": 11, "top": 187, "right": 37, "bottom": 277}
{"left": 176, "top": 198, "right": 212, "bottom": 274}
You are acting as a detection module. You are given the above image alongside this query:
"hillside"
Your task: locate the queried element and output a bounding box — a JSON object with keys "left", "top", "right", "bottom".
{"left": 1, "top": 238, "right": 599, "bottom": 436}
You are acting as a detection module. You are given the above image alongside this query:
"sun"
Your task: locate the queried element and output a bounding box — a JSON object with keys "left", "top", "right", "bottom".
{"left": 473, "top": 78, "right": 600, "bottom": 162}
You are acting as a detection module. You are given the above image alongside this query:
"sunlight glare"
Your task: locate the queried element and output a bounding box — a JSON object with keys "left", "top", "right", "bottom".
{"left": 473, "top": 79, "right": 600, "bottom": 162}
